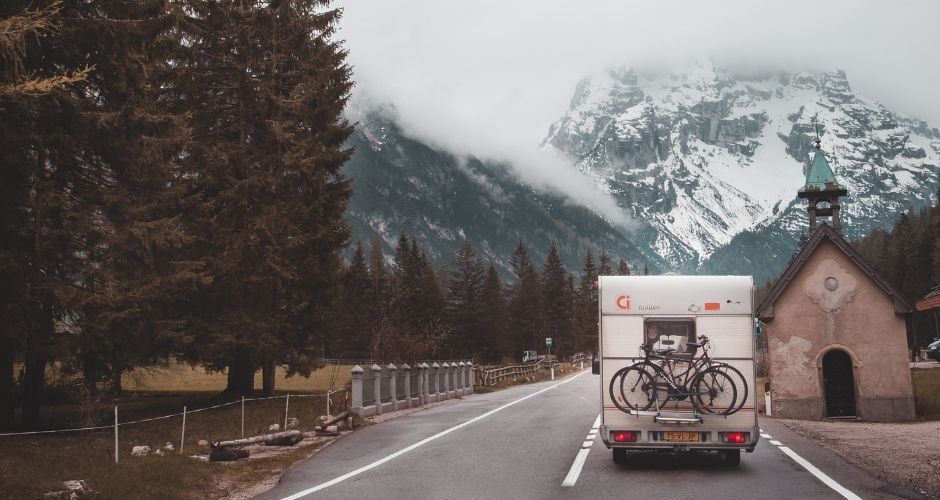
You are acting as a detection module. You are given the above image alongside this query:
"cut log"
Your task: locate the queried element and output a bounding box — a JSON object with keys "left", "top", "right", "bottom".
{"left": 213, "top": 430, "right": 303, "bottom": 449}
{"left": 209, "top": 447, "right": 250, "bottom": 462}
{"left": 264, "top": 432, "right": 303, "bottom": 446}
{"left": 323, "top": 411, "right": 348, "bottom": 426}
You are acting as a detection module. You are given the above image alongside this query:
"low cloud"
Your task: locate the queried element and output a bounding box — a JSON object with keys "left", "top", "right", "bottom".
{"left": 338, "top": 0, "right": 939, "bottom": 221}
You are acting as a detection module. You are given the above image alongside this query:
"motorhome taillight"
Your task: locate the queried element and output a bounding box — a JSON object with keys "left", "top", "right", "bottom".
{"left": 724, "top": 432, "right": 748, "bottom": 444}
{"left": 613, "top": 431, "right": 637, "bottom": 442}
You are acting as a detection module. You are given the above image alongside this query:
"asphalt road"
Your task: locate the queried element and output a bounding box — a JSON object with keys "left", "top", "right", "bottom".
{"left": 257, "top": 371, "right": 910, "bottom": 500}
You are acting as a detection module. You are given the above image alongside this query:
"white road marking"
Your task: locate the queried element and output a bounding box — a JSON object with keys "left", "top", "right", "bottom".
{"left": 769, "top": 439, "right": 782, "bottom": 446}
{"left": 278, "top": 371, "right": 587, "bottom": 500}
{"left": 761, "top": 433, "right": 773, "bottom": 438}
{"left": 774, "top": 445, "right": 863, "bottom": 500}
{"left": 562, "top": 414, "right": 602, "bottom": 487}
{"left": 581, "top": 441, "right": 593, "bottom": 448}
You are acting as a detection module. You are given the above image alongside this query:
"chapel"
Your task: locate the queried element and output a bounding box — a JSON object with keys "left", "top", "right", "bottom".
{"left": 756, "top": 139, "right": 915, "bottom": 421}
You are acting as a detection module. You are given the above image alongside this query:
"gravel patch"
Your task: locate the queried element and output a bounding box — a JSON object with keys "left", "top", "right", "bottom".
{"left": 780, "top": 419, "right": 940, "bottom": 498}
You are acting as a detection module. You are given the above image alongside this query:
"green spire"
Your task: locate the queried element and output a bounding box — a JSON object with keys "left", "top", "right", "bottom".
{"left": 802, "top": 148, "right": 841, "bottom": 191}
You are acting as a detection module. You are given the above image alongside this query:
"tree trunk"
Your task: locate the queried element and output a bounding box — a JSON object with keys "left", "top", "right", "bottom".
{"left": 0, "top": 339, "right": 14, "bottom": 430}
{"left": 22, "top": 295, "right": 54, "bottom": 428}
{"left": 261, "top": 358, "right": 275, "bottom": 397}
{"left": 82, "top": 353, "right": 98, "bottom": 400}
{"left": 224, "top": 346, "right": 254, "bottom": 396}
{"left": 109, "top": 353, "right": 123, "bottom": 397}
{"left": 214, "top": 429, "right": 302, "bottom": 448}
{"left": 225, "top": 356, "right": 237, "bottom": 393}
{"left": 21, "top": 351, "right": 46, "bottom": 428}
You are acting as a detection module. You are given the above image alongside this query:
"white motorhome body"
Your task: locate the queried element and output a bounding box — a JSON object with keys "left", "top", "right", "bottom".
{"left": 597, "top": 275, "right": 759, "bottom": 465}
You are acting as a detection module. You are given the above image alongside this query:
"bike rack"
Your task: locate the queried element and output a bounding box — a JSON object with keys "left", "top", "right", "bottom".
{"left": 630, "top": 409, "right": 703, "bottom": 424}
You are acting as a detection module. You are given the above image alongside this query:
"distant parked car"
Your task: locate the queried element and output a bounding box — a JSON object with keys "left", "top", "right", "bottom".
{"left": 927, "top": 339, "right": 940, "bottom": 362}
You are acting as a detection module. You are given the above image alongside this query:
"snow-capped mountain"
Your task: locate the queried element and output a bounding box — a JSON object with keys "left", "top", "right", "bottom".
{"left": 544, "top": 60, "right": 939, "bottom": 279}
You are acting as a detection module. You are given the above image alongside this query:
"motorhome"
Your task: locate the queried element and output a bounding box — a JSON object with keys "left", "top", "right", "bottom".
{"left": 594, "top": 275, "right": 759, "bottom": 465}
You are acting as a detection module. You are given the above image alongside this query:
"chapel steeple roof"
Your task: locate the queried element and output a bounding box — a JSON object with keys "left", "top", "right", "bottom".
{"left": 797, "top": 136, "right": 848, "bottom": 234}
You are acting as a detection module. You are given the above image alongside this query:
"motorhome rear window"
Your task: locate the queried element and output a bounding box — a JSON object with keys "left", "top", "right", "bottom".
{"left": 644, "top": 319, "right": 696, "bottom": 355}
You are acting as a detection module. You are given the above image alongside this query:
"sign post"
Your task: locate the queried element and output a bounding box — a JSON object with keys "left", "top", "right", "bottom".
{"left": 546, "top": 337, "right": 554, "bottom": 381}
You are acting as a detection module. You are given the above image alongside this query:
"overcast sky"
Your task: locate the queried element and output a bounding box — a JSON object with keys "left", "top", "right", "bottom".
{"left": 337, "top": 0, "right": 939, "bottom": 219}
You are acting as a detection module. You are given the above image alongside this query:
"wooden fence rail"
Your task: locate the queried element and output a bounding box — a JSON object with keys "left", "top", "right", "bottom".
{"left": 474, "top": 360, "right": 547, "bottom": 386}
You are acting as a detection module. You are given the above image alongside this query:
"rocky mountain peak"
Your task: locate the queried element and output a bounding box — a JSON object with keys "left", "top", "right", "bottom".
{"left": 543, "top": 60, "right": 938, "bottom": 279}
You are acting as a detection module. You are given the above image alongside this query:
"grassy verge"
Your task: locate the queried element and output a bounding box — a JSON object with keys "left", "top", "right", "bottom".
{"left": 1, "top": 365, "right": 355, "bottom": 499}
{"left": 913, "top": 368, "right": 940, "bottom": 419}
{"left": 1, "top": 392, "right": 344, "bottom": 498}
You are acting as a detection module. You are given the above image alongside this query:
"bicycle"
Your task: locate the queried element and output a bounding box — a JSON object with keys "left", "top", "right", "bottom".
{"left": 647, "top": 335, "right": 749, "bottom": 414}
{"left": 608, "top": 336, "right": 740, "bottom": 415}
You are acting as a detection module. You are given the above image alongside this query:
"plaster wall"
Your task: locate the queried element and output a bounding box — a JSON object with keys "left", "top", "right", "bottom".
{"left": 767, "top": 239, "right": 914, "bottom": 421}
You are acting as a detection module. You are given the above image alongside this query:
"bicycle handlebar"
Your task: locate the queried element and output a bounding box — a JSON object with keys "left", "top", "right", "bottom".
{"left": 641, "top": 335, "right": 710, "bottom": 355}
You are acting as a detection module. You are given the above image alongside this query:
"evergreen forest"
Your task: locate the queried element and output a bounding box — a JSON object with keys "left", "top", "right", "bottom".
{"left": 2, "top": 1, "right": 938, "bottom": 433}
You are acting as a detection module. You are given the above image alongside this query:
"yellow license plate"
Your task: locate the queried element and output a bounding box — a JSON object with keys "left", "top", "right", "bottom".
{"left": 663, "top": 432, "right": 699, "bottom": 442}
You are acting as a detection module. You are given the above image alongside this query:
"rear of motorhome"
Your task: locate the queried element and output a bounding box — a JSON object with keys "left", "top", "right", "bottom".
{"left": 595, "top": 275, "right": 759, "bottom": 465}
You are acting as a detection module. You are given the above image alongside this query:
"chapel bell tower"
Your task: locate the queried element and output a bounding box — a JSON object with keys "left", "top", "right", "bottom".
{"left": 797, "top": 137, "right": 848, "bottom": 235}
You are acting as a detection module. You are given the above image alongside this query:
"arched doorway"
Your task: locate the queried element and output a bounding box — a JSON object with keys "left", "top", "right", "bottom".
{"left": 822, "top": 349, "right": 856, "bottom": 417}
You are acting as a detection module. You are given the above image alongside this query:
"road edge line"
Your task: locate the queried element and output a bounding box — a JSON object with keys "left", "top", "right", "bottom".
{"left": 279, "top": 370, "right": 588, "bottom": 500}
{"left": 777, "top": 446, "right": 863, "bottom": 500}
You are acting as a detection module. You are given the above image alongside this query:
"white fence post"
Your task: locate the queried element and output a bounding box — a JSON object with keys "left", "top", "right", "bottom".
{"left": 181, "top": 405, "right": 187, "bottom": 454}
{"left": 450, "top": 362, "right": 457, "bottom": 397}
{"left": 458, "top": 361, "right": 467, "bottom": 395}
{"left": 442, "top": 362, "right": 451, "bottom": 400}
{"left": 114, "top": 406, "right": 119, "bottom": 464}
{"left": 402, "top": 364, "right": 412, "bottom": 408}
{"left": 351, "top": 365, "right": 364, "bottom": 416}
{"left": 284, "top": 394, "right": 290, "bottom": 430}
{"left": 388, "top": 363, "right": 398, "bottom": 411}
{"left": 241, "top": 396, "right": 245, "bottom": 438}
{"left": 430, "top": 363, "right": 440, "bottom": 402}
{"left": 468, "top": 361, "right": 474, "bottom": 393}
{"left": 419, "top": 362, "right": 428, "bottom": 405}
{"left": 372, "top": 364, "right": 383, "bottom": 415}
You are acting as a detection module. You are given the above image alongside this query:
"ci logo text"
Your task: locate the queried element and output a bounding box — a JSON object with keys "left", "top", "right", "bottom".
{"left": 616, "top": 295, "right": 632, "bottom": 310}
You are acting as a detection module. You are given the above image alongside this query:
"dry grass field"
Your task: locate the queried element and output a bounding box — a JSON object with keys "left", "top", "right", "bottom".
{"left": 0, "top": 362, "right": 355, "bottom": 499}
{"left": 122, "top": 360, "right": 352, "bottom": 393}
{"left": 913, "top": 367, "right": 940, "bottom": 418}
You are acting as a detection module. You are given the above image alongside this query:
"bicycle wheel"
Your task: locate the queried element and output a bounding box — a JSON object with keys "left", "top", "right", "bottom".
{"left": 608, "top": 366, "right": 657, "bottom": 412}
{"left": 713, "top": 363, "right": 748, "bottom": 414}
{"left": 691, "top": 368, "right": 737, "bottom": 415}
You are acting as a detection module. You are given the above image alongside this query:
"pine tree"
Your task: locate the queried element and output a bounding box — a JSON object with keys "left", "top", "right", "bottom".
{"left": 617, "top": 258, "right": 631, "bottom": 275}
{"left": 335, "top": 242, "right": 370, "bottom": 357}
{"left": 73, "top": 0, "right": 195, "bottom": 397}
{"left": 368, "top": 237, "right": 389, "bottom": 323}
{"left": 542, "top": 244, "right": 570, "bottom": 356}
{"left": 934, "top": 238, "right": 940, "bottom": 287}
{"left": 374, "top": 234, "right": 447, "bottom": 361}
{"left": 574, "top": 251, "right": 598, "bottom": 354}
{"left": 0, "top": 0, "right": 187, "bottom": 425}
{"left": 479, "top": 265, "right": 508, "bottom": 362}
{"left": 172, "top": 0, "right": 354, "bottom": 396}
{"left": 446, "top": 241, "right": 485, "bottom": 358}
{"left": 598, "top": 251, "right": 613, "bottom": 276}
{"left": 0, "top": 0, "right": 85, "bottom": 430}
{"left": 508, "top": 241, "right": 541, "bottom": 355}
